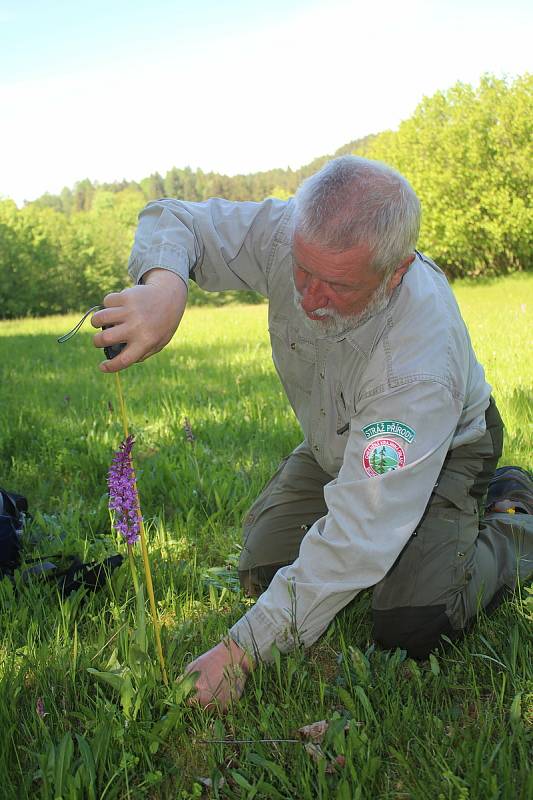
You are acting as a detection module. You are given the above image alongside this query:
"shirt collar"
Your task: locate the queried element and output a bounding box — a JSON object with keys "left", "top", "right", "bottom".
{"left": 342, "top": 293, "right": 396, "bottom": 356}
{"left": 335, "top": 269, "right": 408, "bottom": 355}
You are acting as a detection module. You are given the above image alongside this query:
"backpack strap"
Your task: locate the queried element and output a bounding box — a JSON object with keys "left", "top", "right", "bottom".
{"left": 0, "top": 487, "right": 28, "bottom": 521}
{"left": 57, "top": 554, "right": 124, "bottom": 596}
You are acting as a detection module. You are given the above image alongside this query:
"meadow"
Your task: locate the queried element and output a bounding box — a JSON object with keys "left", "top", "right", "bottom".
{"left": 0, "top": 273, "right": 531, "bottom": 799}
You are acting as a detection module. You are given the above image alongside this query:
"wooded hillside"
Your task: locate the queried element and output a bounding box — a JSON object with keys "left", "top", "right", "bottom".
{"left": 1, "top": 74, "right": 530, "bottom": 318}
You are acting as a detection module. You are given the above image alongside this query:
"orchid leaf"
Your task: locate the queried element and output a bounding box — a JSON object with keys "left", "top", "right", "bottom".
{"left": 87, "top": 667, "right": 126, "bottom": 694}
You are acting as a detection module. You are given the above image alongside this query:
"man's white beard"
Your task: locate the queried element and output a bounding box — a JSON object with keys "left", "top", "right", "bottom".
{"left": 293, "top": 277, "right": 392, "bottom": 337}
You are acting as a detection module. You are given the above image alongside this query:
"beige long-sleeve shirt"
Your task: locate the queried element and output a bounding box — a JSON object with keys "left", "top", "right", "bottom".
{"left": 128, "top": 196, "right": 491, "bottom": 661}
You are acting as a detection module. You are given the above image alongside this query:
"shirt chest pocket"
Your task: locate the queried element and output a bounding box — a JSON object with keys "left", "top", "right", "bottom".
{"left": 269, "top": 318, "right": 317, "bottom": 394}
{"left": 334, "top": 383, "right": 351, "bottom": 434}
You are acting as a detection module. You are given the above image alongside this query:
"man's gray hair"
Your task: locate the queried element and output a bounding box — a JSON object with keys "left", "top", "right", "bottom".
{"left": 293, "top": 156, "right": 421, "bottom": 275}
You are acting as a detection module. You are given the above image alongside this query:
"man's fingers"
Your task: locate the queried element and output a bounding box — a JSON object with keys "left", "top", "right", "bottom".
{"left": 180, "top": 644, "right": 249, "bottom": 712}
{"left": 92, "top": 321, "right": 129, "bottom": 350}
{"left": 90, "top": 307, "right": 125, "bottom": 329}
{"left": 102, "top": 291, "right": 128, "bottom": 308}
{"left": 179, "top": 667, "right": 201, "bottom": 705}
{"left": 93, "top": 320, "right": 155, "bottom": 373}
{"left": 182, "top": 666, "right": 218, "bottom": 709}
{"left": 183, "top": 661, "right": 225, "bottom": 704}
{"left": 98, "top": 342, "right": 149, "bottom": 373}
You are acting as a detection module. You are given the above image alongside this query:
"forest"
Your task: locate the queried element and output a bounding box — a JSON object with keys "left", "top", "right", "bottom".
{"left": 0, "top": 74, "right": 530, "bottom": 318}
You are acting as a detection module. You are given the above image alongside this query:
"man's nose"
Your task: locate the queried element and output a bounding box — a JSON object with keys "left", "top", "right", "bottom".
{"left": 301, "top": 277, "right": 328, "bottom": 312}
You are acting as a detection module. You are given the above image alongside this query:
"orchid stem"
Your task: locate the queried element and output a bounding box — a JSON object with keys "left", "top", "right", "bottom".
{"left": 114, "top": 372, "right": 169, "bottom": 686}
{"left": 127, "top": 544, "right": 140, "bottom": 594}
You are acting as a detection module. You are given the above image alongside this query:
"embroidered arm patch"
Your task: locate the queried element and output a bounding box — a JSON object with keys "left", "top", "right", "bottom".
{"left": 361, "top": 420, "right": 416, "bottom": 477}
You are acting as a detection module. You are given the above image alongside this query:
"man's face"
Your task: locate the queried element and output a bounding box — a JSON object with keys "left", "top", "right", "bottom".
{"left": 292, "top": 232, "right": 392, "bottom": 335}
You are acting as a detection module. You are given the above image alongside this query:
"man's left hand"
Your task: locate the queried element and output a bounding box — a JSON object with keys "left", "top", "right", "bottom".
{"left": 184, "top": 638, "right": 252, "bottom": 711}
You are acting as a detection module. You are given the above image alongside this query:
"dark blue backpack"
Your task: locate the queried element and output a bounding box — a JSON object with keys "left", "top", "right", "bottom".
{"left": 0, "top": 487, "right": 26, "bottom": 575}
{"left": 0, "top": 487, "right": 122, "bottom": 593}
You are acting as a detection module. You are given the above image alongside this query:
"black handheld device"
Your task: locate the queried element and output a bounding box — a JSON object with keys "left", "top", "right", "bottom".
{"left": 102, "top": 327, "right": 127, "bottom": 360}
{"left": 57, "top": 306, "right": 127, "bottom": 359}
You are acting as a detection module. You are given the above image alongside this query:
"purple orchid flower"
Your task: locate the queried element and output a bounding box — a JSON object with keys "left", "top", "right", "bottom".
{"left": 107, "top": 435, "right": 141, "bottom": 545}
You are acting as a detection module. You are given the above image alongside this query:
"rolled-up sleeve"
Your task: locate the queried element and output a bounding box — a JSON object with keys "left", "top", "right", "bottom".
{"left": 127, "top": 197, "right": 291, "bottom": 294}
{"left": 229, "top": 379, "right": 465, "bottom": 661}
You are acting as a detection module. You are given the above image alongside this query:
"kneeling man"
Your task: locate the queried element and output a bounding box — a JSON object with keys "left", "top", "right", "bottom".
{"left": 92, "top": 156, "right": 533, "bottom": 709}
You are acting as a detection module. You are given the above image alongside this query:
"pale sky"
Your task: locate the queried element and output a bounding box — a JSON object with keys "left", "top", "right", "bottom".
{"left": 1, "top": 0, "right": 531, "bottom": 205}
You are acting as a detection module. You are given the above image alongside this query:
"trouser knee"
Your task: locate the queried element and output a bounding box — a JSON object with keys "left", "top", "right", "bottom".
{"left": 238, "top": 563, "right": 285, "bottom": 598}
{"left": 372, "top": 605, "right": 455, "bottom": 660}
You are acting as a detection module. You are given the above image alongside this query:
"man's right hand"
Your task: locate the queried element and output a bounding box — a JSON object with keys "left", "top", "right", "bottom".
{"left": 91, "top": 269, "right": 187, "bottom": 373}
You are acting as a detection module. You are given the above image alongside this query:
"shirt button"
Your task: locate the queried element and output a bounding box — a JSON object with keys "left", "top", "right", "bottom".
{"left": 320, "top": 408, "right": 326, "bottom": 415}
{"left": 313, "top": 444, "right": 320, "bottom": 452}
{"left": 290, "top": 342, "right": 296, "bottom": 350}
{"left": 320, "top": 371, "right": 325, "bottom": 379}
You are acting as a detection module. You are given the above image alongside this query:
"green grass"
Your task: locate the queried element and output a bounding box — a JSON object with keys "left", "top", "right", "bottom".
{"left": 0, "top": 273, "right": 531, "bottom": 799}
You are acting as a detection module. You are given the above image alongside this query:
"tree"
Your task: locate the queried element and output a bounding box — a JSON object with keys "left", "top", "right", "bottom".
{"left": 366, "top": 74, "right": 533, "bottom": 276}
{"left": 140, "top": 172, "right": 165, "bottom": 201}
{"left": 73, "top": 179, "right": 95, "bottom": 212}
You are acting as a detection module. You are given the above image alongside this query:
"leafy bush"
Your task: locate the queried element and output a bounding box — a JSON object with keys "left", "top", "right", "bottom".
{"left": 365, "top": 74, "right": 532, "bottom": 277}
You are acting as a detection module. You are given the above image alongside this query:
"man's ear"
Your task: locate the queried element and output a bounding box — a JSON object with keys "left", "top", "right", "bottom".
{"left": 389, "top": 254, "right": 415, "bottom": 291}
